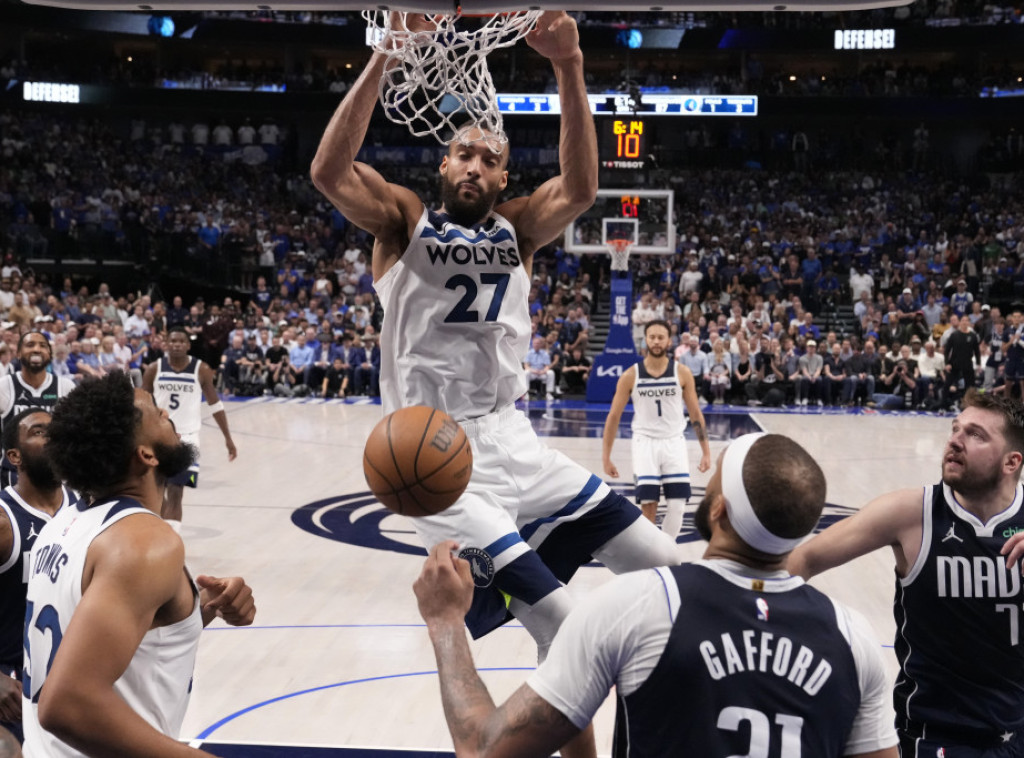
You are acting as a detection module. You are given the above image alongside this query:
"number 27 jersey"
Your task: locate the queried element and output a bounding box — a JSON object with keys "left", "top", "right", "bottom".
{"left": 376, "top": 207, "right": 530, "bottom": 422}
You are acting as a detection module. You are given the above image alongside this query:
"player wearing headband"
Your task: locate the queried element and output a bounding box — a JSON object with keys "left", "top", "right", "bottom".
{"left": 414, "top": 433, "right": 898, "bottom": 758}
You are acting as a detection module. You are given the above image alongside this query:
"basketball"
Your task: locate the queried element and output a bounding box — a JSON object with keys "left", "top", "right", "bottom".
{"left": 363, "top": 405, "right": 473, "bottom": 518}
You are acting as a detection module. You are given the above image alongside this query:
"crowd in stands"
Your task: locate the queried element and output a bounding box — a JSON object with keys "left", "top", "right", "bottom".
{"left": 4, "top": 102, "right": 1024, "bottom": 408}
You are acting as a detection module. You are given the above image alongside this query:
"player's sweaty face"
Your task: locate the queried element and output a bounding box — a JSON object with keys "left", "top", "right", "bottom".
{"left": 439, "top": 135, "right": 508, "bottom": 226}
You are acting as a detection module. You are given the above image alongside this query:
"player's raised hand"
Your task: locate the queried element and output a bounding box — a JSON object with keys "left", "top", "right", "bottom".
{"left": 414, "top": 541, "right": 474, "bottom": 627}
{"left": 1001, "top": 532, "right": 1024, "bottom": 573}
{"left": 525, "top": 11, "right": 582, "bottom": 63}
{"left": 196, "top": 574, "right": 256, "bottom": 627}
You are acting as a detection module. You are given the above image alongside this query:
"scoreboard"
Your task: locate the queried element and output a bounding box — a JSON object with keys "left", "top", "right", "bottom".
{"left": 603, "top": 119, "right": 647, "bottom": 170}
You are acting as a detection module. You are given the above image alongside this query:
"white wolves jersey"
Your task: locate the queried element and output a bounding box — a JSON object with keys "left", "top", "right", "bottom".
{"left": 22, "top": 498, "right": 202, "bottom": 757}
{"left": 375, "top": 207, "right": 530, "bottom": 422}
{"left": 630, "top": 359, "right": 687, "bottom": 439}
{"left": 0, "top": 486, "right": 78, "bottom": 673}
{"left": 894, "top": 482, "right": 1024, "bottom": 736}
{"left": 153, "top": 356, "right": 203, "bottom": 437}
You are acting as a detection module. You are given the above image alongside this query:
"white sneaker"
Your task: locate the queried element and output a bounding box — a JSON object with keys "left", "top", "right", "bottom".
{"left": 816, "top": 399, "right": 823, "bottom": 406}
{"left": 546, "top": 392, "right": 554, "bottom": 400}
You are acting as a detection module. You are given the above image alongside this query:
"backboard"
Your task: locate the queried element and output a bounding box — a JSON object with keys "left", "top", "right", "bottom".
{"left": 565, "top": 188, "right": 675, "bottom": 256}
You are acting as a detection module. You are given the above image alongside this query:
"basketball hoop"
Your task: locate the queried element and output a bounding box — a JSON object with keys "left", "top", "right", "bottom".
{"left": 607, "top": 238, "right": 633, "bottom": 273}
{"left": 363, "top": 10, "right": 542, "bottom": 152}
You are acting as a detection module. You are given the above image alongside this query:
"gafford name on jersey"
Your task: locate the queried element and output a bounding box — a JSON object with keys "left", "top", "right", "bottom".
{"left": 699, "top": 628, "right": 835, "bottom": 696}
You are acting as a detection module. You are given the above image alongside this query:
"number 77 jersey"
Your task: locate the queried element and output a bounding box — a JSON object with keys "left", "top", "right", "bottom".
{"left": 375, "top": 207, "right": 530, "bottom": 422}
{"left": 894, "top": 482, "right": 1024, "bottom": 737}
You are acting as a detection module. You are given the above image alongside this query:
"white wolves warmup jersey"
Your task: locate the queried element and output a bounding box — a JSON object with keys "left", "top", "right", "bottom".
{"left": 615, "top": 563, "right": 862, "bottom": 757}
{"left": 0, "top": 486, "right": 78, "bottom": 674}
{"left": 630, "top": 359, "right": 687, "bottom": 439}
{"left": 375, "top": 207, "right": 530, "bottom": 422}
{"left": 153, "top": 356, "right": 203, "bottom": 437}
{"left": 22, "top": 498, "right": 202, "bottom": 757}
{"left": 894, "top": 482, "right": 1024, "bottom": 735}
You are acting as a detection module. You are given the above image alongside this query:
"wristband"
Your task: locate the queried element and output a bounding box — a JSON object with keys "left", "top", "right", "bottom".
{"left": 209, "top": 401, "right": 225, "bottom": 414}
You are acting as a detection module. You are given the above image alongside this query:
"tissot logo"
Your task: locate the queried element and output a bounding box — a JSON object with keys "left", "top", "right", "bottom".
{"left": 291, "top": 487, "right": 857, "bottom": 556}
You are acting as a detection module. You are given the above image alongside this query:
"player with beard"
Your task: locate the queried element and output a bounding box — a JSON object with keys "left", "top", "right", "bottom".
{"left": 0, "top": 409, "right": 80, "bottom": 745}
{"left": 791, "top": 389, "right": 1024, "bottom": 757}
{"left": 21, "top": 374, "right": 255, "bottom": 757}
{"left": 312, "top": 14, "right": 683, "bottom": 758}
{"left": 603, "top": 320, "right": 711, "bottom": 538}
{"left": 0, "top": 332, "right": 75, "bottom": 488}
{"left": 413, "top": 433, "right": 896, "bottom": 758}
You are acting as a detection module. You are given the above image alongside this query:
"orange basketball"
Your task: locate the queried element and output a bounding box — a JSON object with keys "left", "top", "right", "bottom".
{"left": 363, "top": 405, "right": 473, "bottom": 518}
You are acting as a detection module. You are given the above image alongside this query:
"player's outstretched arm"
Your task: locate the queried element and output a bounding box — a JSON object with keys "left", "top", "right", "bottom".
{"left": 310, "top": 16, "right": 424, "bottom": 266}
{"left": 36, "top": 516, "right": 213, "bottom": 757}
{"left": 502, "top": 12, "right": 597, "bottom": 257}
{"left": 601, "top": 367, "right": 635, "bottom": 479}
{"left": 788, "top": 488, "right": 924, "bottom": 581}
{"left": 415, "top": 542, "right": 579, "bottom": 758}
{"left": 678, "top": 364, "right": 711, "bottom": 472}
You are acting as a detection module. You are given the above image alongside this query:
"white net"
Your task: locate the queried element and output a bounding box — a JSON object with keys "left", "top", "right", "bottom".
{"left": 608, "top": 238, "right": 633, "bottom": 272}
{"left": 363, "top": 11, "right": 542, "bottom": 153}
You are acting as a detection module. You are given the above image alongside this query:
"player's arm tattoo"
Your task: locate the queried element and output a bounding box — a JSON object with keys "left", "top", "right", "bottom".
{"left": 430, "top": 624, "right": 574, "bottom": 756}
{"left": 693, "top": 421, "right": 708, "bottom": 444}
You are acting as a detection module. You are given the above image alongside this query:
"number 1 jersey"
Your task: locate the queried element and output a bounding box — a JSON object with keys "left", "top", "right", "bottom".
{"left": 376, "top": 207, "right": 531, "bottom": 422}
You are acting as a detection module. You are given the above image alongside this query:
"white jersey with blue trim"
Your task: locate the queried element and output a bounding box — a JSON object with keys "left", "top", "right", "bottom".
{"left": 630, "top": 358, "right": 687, "bottom": 439}
{"left": 153, "top": 356, "right": 203, "bottom": 437}
{"left": 375, "top": 206, "right": 531, "bottom": 422}
{"left": 22, "top": 497, "right": 202, "bottom": 758}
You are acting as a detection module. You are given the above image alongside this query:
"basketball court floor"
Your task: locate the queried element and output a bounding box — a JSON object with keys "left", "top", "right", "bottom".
{"left": 177, "top": 397, "right": 954, "bottom": 757}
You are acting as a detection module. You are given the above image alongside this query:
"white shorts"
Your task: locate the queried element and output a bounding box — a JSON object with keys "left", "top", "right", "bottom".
{"left": 412, "top": 405, "right": 643, "bottom": 637}
{"left": 632, "top": 434, "right": 692, "bottom": 504}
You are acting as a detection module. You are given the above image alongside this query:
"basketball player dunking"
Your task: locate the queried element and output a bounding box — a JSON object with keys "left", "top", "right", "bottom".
{"left": 312, "top": 12, "right": 681, "bottom": 757}
{"left": 142, "top": 326, "right": 236, "bottom": 532}
{"left": 0, "top": 332, "right": 75, "bottom": 489}
{"left": 602, "top": 319, "right": 711, "bottom": 539}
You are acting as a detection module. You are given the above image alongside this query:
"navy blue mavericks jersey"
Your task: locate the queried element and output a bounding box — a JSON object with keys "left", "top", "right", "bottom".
{"left": 614, "top": 563, "right": 860, "bottom": 758}
{"left": 894, "top": 482, "right": 1024, "bottom": 734}
{"left": 0, "top": 486, "right": 78, "bottom": 673}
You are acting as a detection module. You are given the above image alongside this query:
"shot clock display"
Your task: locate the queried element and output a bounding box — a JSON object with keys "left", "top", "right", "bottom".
{"left": 603, "top": 118, "right": 647, "bottom": 170}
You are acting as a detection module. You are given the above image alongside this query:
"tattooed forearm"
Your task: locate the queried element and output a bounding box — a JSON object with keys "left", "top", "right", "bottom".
{"left": 430, "top": 622, "right": 496, "bottom": 753}
{"left": 694, "top": 422, "right": 708, "bottom": 443}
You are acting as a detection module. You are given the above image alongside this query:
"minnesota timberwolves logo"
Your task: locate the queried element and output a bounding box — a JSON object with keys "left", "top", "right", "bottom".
{"left": 291, "top": 485, "right": 857, "bottom": 556}
{"left": 458, "top": 547, "right": 495, "bottom": 588}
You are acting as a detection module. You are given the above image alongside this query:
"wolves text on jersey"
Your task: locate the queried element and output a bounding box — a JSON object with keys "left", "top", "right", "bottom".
{"left": 425, "top": 243, "right": 520, "bottom": 268}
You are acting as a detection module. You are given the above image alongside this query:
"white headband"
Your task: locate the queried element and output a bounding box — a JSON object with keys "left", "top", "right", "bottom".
{"left": 721, "top": 432, "right": 805, "bottom": 555}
